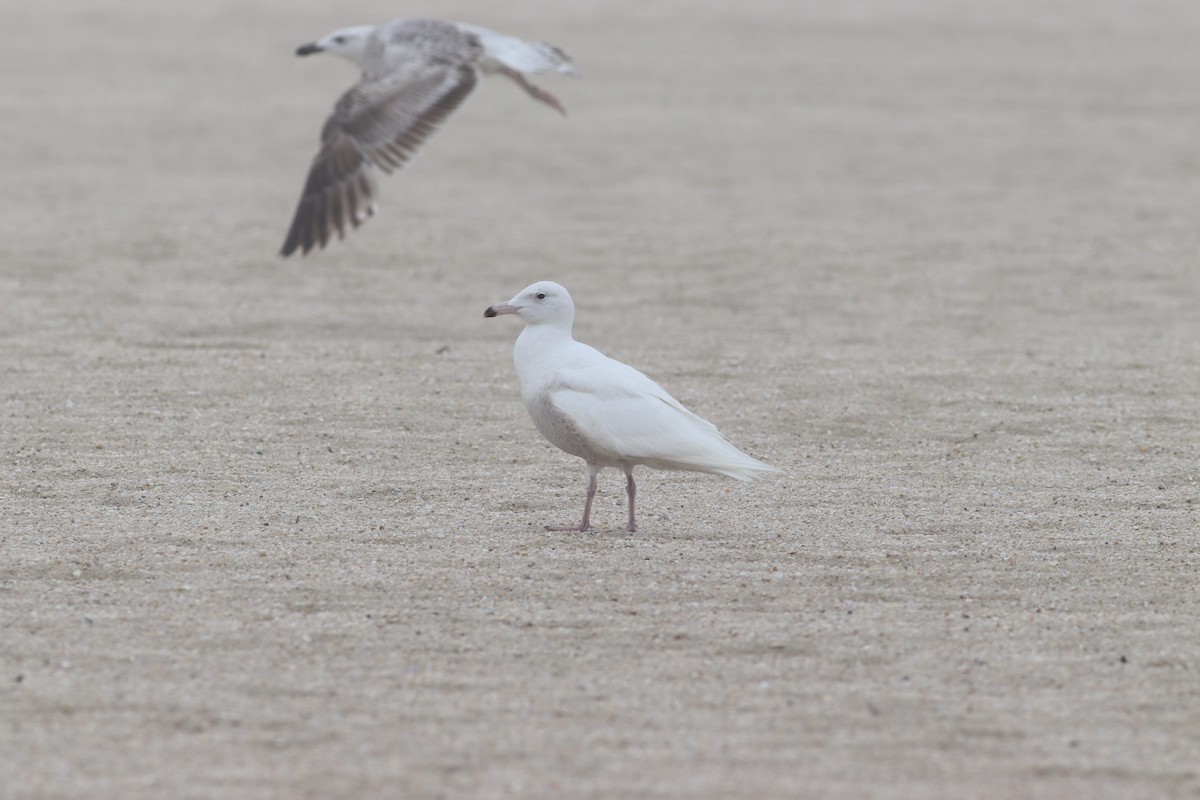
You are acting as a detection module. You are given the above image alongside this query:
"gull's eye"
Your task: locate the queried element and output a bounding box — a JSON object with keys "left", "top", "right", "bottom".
{"left": 535, "top": 292, "right": 546, "bottom": 300}
{"left": 333, "top": 36, "right": 346, "bottom": 44}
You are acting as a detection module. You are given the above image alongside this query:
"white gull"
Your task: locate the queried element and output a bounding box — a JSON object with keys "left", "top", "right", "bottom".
{"left": 485, "top": 281, "right": 777, "bottom": 532}
{"left": 281, "top": 18, "right": 577, "bottom": 257}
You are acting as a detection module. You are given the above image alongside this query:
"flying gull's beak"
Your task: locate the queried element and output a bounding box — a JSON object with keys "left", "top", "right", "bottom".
{"left": 484, "top": 302, "right": 519, "bottom": 318}
{"left": 295, "top": 42, "right": 324, "bottom": 57}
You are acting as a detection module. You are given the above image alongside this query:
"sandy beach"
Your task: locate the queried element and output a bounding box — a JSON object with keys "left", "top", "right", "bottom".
{"left": 2, "top": 1, "right": 1198, "bottom": 797}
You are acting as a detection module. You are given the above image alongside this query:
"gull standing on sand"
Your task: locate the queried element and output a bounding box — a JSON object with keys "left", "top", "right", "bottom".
{"left": 280, "top": 19, "right": 577, "bottom": 257}
{"left": 485, "top": 282, "right": 777, "bottom": 532}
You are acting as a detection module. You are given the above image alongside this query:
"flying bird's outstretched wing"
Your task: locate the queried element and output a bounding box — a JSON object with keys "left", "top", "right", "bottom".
{"left": 280, "top": 61, "right": 478, "bottom": 257}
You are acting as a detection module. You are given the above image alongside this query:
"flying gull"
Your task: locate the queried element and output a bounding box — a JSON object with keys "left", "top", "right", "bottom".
{"left": 485, "top": 281, "right": 777, "bottom": 532}
{"left": 280, "top": 19, "right": 577, "bottom": 257}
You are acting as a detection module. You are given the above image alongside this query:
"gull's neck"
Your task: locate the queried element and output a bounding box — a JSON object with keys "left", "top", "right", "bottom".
{"left": 513, "top": 319, "right": 575, "bottom": 383}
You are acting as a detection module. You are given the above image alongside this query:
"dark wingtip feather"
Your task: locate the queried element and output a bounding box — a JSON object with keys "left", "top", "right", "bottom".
{"left": 280, "top": 223, "right": 301, "bottom": 258}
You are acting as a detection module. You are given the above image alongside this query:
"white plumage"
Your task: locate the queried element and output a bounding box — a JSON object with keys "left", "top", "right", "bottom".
{"left": 485, "top": 281, "right": 777, "bottom": 532}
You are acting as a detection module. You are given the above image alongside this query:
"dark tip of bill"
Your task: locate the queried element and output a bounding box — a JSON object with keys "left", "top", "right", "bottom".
{"left": 296, "top": 43, "right": 323, "bottom": 57}
{"left": 484, "top": 306, "right": 497, "bottom": 318}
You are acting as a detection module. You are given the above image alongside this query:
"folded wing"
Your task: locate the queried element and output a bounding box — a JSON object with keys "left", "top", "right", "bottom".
{"left": 549, "top": 360, "right": 774, "bottom": 480}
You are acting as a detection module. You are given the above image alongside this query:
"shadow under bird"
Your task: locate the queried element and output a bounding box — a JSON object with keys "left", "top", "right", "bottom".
{"left": 281, "top": 18, "right": 577, "bottom": 257}
{"left": 485, "top": 282, "right": 777, "bottom": 532}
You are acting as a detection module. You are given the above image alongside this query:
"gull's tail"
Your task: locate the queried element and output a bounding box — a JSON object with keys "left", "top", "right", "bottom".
{"left": 456, "top": 23, "right": 579, "bottom": 76}
{"left": 686, "top": 438, "right": 779, "bottom": 482}
{"left": 638, "top": 405, "right": 779, "bottom": 481}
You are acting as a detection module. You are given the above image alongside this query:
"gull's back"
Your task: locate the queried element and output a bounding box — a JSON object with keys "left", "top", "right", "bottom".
{"left": 362, "top": 18, "right": 480, "bottom": 77}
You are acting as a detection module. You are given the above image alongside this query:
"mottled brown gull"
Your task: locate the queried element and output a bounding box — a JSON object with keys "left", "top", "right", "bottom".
{"left": 485, "top": 281, "right": 777, "bottom": 532}
{"left": 280, "top": 19, "right": 576, "bottom": 257}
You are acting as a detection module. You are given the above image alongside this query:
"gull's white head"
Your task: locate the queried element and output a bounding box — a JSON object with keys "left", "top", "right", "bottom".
{"left": 485, "top": 281, "right": 575, "bottom": 327}
{"left": 296, "top": 25, "right": 375, "bottom": 66}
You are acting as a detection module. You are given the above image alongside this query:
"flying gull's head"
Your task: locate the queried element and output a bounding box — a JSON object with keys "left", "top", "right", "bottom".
{"left": 485, "top": 281, "right": 575, "bottom": 327}
{"left": 296, "top": 25, "right": 375, "bottom": 65}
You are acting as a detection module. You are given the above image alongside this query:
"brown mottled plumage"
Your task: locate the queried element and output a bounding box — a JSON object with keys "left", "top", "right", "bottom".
{"left": 281, "top": 18, "right": 576, "bottom": 257}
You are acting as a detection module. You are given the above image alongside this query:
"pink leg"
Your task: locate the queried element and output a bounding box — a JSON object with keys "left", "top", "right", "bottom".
{"left": 498, "top": 66, "right": 567, "bottom": 116}
{"left": 547, "top": 468, "right": 597, "bottom": 532}
{"left": 624, "top": 468, "right": 637, "bottom": 532}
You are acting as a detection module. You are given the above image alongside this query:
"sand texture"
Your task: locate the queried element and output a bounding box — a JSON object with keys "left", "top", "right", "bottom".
{"left": 2, "top": 1, "right": 1199, "bottom": 797}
